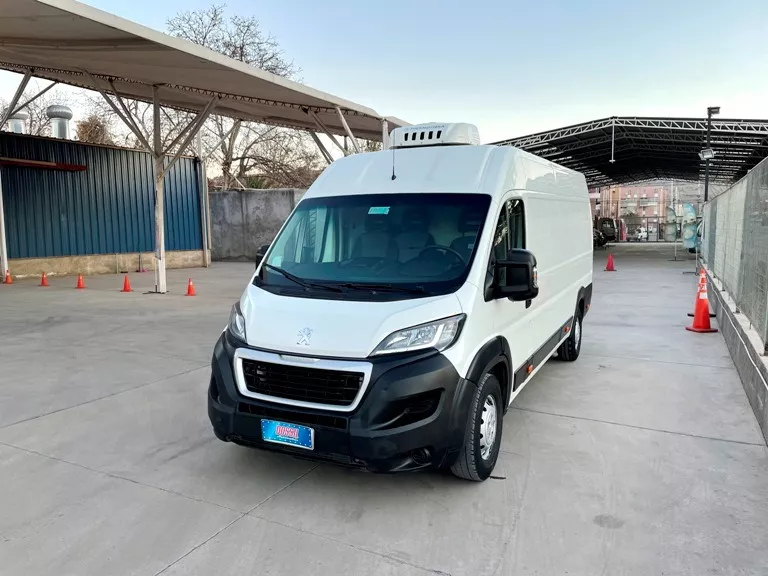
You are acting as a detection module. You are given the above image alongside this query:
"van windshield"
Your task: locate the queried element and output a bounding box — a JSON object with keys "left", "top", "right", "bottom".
{"left": 255, "top": 193, "right": 491, "bottom": 299}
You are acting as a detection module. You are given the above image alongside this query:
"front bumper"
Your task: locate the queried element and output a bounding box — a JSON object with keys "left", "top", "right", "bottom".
{"left": 208, "top": 331, "right": 475, "bottom": 472}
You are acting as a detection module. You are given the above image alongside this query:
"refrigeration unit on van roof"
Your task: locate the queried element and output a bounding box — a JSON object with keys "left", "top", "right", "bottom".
{"left": 390, "top": 123, "right": 481, "bottom": 149}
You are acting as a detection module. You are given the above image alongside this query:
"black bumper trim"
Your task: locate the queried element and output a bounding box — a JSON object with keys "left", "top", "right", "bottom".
{"left": 514, "top": 317, "right": 572, "bottom": 390}
{"left": 209, "top": 331, "right": 473, "bottom": 473}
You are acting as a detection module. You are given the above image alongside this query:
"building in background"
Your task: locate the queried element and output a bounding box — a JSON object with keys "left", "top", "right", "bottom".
{"left": 0, "top": 130, "right": 205, "bottom": 278}
{"left": 590, "top": 180, "right": 707, "bottom": 241}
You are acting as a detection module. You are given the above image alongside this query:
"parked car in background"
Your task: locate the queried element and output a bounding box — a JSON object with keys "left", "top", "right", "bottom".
{"left": 597, "top": 217, "right": 617, "bottom": 242}
{"left": 593, "top": 228, "right": 606, "bottom": 248}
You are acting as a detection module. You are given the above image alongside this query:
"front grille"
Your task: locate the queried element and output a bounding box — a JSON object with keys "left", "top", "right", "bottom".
{"left": 241, "top": 359, "right": 364, "bottom": 407}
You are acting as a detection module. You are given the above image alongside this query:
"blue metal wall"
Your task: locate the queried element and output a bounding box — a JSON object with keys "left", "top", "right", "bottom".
{"left": 0, "top": 132, "right": 202, "bottom": 259}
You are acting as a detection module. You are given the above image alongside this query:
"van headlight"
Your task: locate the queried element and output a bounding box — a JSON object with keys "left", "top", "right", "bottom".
{"left": 371, "top": 314, "right": 465, "bottom": 356}
{"left": 228, "top": 302, "right": 247, "bottom": 341}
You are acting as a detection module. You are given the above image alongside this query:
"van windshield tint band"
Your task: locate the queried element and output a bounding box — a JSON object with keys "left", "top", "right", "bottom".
{"left": 256, "top": 193, "right": 492, "bottom": 299}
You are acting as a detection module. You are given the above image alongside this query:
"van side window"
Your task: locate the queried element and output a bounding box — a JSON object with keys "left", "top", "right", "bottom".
{"left": 492, "top": 209, "right": 508, "bottom": 262}
{"left": 491, "top": 199, "right": 525, "bottom": 263}
{"left": 507, "top": 199, "right": 525, "bottom": 249}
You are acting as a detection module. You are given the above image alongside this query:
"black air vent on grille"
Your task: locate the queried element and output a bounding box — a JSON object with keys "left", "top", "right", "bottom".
{"left": 237, "top": 403, "right": 347, "bottom": 430}
{"left": 242, "top": 360, "right": 364, "bottom": 406}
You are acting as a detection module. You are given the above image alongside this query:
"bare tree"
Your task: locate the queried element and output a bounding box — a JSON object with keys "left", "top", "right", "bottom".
{"left": 166, "top": 4, "right": 298, "bottom": 76}
{"left": 166, "top": 4, "right": 320, "bottom": 189}
{"left": 78, "top": 90, "right": 197, "bottom": 152}
{"left": 75, "top": 114, "right": 115, "bottom": 145}
{"left": 358, "top": 139, "right": 382, "bottom": 153}
{"left": 232, "top": 129, "right": 324, "bottom": 188}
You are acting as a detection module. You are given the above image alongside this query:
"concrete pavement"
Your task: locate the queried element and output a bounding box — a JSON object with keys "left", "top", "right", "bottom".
{"left": 1, "top": 244, "right": 766, "bottom": 575}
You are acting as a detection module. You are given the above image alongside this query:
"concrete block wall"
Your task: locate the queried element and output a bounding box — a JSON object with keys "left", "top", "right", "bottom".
{"left": 707, "top": 272, "right": 768, "bottom": 444}
{"left": 209, "top": 188, "right": 305, "bottom": 261}
{"left": 8, "top": 250, "right": 207, "bottom": 279}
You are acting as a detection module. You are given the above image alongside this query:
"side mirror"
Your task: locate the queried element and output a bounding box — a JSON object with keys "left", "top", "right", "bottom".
{"left": 494, "top": 249, "right": 539, "bottom": 301}
{"left": 255, "top": 244, "right": 270, "bottom": 269}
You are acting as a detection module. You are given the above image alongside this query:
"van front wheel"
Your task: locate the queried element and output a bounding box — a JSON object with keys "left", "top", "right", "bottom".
{"left": 557, "top": 310, "right": 582, "bottom": 362}
{"left": 450, "top": 373, "right": 503, "bottom": 481}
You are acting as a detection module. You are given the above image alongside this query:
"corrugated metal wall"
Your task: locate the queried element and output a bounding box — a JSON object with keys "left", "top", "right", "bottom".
{"left": 0, "top": 132, "right": 202, "bottom": 259}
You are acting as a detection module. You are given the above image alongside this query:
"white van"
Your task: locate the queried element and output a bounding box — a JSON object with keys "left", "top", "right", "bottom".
{"left": 209, "top": 123, "right": 593, "bottom": 481}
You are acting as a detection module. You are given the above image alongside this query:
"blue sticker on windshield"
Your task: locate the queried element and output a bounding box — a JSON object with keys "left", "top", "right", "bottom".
{"left": 368, "top": 206, "right": 390, "bottom": 215}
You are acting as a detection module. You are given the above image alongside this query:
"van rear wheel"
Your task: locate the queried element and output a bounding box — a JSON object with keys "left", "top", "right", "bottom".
{"left": 557, "top": 310, "right": 582, "bottom": 362}
{"left": 450, "top": 373, "right": 503, "bottom": 481}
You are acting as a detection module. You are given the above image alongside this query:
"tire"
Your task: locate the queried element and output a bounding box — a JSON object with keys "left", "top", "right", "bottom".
{"left": 450, "top": 373, "right": 503, "bottom": 482}
{"left": 557, "top": 309, "right": 582, "bottom": 362}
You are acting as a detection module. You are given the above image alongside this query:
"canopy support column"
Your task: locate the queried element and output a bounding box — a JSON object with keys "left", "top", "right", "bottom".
{"left": 9, "top": 82, "right": 58, "bottom": 119}
{"left": 2, "top": 69, "right": 32, "bottom": 280}
{"left": 0, "top": 69, "right": 31, "bottom": 128}
{"left": 309, "top": 131, "right": 333, "bottom": 165}
{"left": 151, "top": 86, "right": 166, "bottom": 293}
{"left": 335, "top": 107, "right": 360, "bottom": 153}
{"left": 161, "top": 96, "right": 218, "bottom": 179}
{"left": 381, "top": 119, "right": 390, "bottom": 150}
{"left": 195, "top": 136, "right": 210, "bottom": 267}
{"left": 107, "top": 80, "right": 153, "bottom": 151}
{"left": 149, "top": 86, "right": 217, "bottom": 293}
{"left": 202, "top": 123, "right": 238, "bottom": 159}
{"left": 0, "top": 171, "right": 8, "bottom": 280}
{"left": 162, "top": 99, "right": 217, "bottom": 163}
{"left": 87, "top": 72, "right": 217, "bottom": 293}
{"left": 306, "top": 110, "right": 347, "bottom": 155}
{"left": 85, "top": 72, "right": 153, "bottom": 151}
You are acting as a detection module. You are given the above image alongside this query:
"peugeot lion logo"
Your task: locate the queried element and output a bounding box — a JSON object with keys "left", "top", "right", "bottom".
{"left": 296, "top": 327, "right": 313, "bottom": 346}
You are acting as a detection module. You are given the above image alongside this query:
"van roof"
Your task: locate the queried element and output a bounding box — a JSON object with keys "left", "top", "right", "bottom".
{"left": 305, "top": 144, "right": 587, "bottom": 202}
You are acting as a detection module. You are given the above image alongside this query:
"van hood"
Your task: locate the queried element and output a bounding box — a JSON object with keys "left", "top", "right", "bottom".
{"left": 241, "top": 285, "right": 463, "bottom": 359}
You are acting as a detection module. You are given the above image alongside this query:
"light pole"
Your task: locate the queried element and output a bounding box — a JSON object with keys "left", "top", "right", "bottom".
{"left": 702, "top": 106, "right": 720, "bottom": 203}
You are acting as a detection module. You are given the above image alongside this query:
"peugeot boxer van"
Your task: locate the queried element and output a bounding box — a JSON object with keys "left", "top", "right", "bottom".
{"left": 208, "top": 123, "right": 593, "bottom": 481}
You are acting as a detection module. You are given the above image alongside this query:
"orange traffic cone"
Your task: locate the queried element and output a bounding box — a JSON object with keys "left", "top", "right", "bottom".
{"left": 688, "top": 270, "right": 714, "bottom": 317}
{"left": 186, "top": 278, "right": 196, "bottom": 296}
{"left": 75, "top": 274, "right": 85, "bottom": 289}
{"left": 686, "top": 280, "right": 717, "bottom": 333}
{"left": 4, "top": 270, "right": 12, "bottom": 284}
{"left": 121, "top": 275, "right": 132, "bottom": 292}
{"left": 40, "top": 272, "right": 49, "bottom": 287}
{"left": 605, "top": 254, "right": 616, "bottom": 272}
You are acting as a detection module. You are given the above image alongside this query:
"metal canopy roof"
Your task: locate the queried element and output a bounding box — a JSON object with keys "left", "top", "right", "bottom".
{"left": 492, "top": 116, "right": 768, "bottom": 187}
{"left": 0, "top": 0, "right": 406, "bottom": 140}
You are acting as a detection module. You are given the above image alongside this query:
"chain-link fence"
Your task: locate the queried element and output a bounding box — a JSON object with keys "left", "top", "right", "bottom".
{"left": 703, "top": 157, "right": 768, "bottom": 350}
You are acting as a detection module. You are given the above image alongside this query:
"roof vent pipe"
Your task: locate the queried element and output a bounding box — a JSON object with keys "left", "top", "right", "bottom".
{"left": 46, "top": 105, "right": 73, "bottom": 139}
{"left": 6, "top": 109, "right": 29, "bottom": 134}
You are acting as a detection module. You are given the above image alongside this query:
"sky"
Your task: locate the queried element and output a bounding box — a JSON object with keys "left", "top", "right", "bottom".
{"left": 2, "top": 0, "right": 768, "bottom": 143}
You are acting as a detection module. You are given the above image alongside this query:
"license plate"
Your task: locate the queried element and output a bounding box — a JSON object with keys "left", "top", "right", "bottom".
{"left": 261, "top": 419, "right": 314, "bottom": 450}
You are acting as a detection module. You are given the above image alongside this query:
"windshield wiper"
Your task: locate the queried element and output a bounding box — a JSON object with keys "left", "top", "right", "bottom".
{"left": 262, "top": 264, "right": 342, "bottom": 292}
{"left": 338, "top": 282, "right": 429, "bottom": 295}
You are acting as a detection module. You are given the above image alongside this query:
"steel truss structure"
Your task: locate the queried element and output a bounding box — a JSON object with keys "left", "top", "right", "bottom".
{"left": 493, "top": 116, "right": 768, "bottom": 187}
